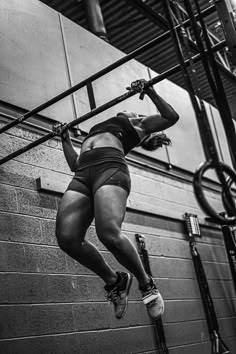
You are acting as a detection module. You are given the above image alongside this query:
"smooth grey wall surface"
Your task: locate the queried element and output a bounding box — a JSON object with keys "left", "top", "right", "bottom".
{"left": 0, "top": 0, "right": 75, "bottom": 121}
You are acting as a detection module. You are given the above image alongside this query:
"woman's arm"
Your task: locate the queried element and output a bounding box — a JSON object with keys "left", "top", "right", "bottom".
{"left": 61, "top": 129, "right": 79, "bottom": 172}
{"left": 129, "top": 80, "right": 179, "bottom": 134}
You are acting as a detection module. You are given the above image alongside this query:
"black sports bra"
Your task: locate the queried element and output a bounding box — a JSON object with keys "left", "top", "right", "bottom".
{"left": 83, "top": 116, "right": 141, "bottom": 155}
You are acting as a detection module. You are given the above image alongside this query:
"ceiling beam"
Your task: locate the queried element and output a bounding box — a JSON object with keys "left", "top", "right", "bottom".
{"left": 125, "top": 0, "right": 236, "bottom": 83}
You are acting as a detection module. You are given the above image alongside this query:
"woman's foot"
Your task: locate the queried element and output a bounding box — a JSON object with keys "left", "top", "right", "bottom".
{"left": 140, "top": 278, "right": 164, "bottom": 319}
{"left": 105, "top": 272, "right": 133, "bottom": 319}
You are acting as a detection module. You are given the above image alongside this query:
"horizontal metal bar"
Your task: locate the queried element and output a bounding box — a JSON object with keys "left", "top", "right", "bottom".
{"left": 0, "top": 4, "right": 215, "bottom": 135}
{"left": 0, "top": 39, "right": 226, "bottom": 166}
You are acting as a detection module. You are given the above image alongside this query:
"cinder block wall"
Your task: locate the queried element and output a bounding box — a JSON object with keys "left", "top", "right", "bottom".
{"left": 0, "top": 118, "right": 235, "bottom": 353}
{"left": 0, "top": 0, "right": 235, "bottom": 353}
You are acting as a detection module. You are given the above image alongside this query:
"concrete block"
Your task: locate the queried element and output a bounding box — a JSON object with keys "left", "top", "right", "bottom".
{"left": 0, "top": 184, "right": 17, "bottom": 212}
{"left": 0, "top": 212, "right": 41, "bottom": 243}
{"left": 131, "top": 173, "right": 197, "bottom": 211}
{"left": 93, "top": 326, "right": 157, "bottom": 353}
{"left": 160, "top": 277, "right": 235, "bottom": 301}
{"left": 65, "top": 254, "right": 94, "bottom": 275}
{"left": 0, "top": 242, "right": 26, "bottom": 272}
{"left": 72, "top": 303, "right": 111, "bottom": 332}
{"left": 160, "top": 278, "right": 200, "bottom": 300}
{"left": 150, "top": 257, "right": 195, "bottom": 280}
{"left": 0, "top": 274, "right": 8, "bottom": 303}
{"left": 16, "top": 188, "right": 57, "bottom": 219}
{"left": 165, "top": 320, "right": 209, "bottom": 347}
{"left": 70, "top": 275, "right": 105, "bottom": 302}
{"left": 197, "top": 243, "right": 228, "bottom": 263}
{"left": 170, "top": 342, "right": 211, "bottom": 354}
{"left": 226, "top": 337, "right": 236, "bottom": 354}
{"left": 0, "top": 157, "right": 72, "bottom": 191}
{"left": 73, "top": 301, "right": 150, "bottom": 333}
{"left": 3, "top": 274, "right": 106, "bottom": 303}
{"left": 24, "top": 244, "right": 67, "bottom": 273}
{"left": 166, "top": 319, "right": 233, "bottom": 349}
{"left": 208, "top": 279, "right": 235, "bottom": 299}
{"left": 124, "top": 210, "right": 185, "bottom": 234}
{"left": 144, "top": 235, "right": 190, "bottom": 259}
{"left": 0, "top": 163, "right": 36, "bottom": 189}
{"left": 0, "top": 331, "right": 95, "bottom": 354}
{"left": 141, "top": 234, "right": 228, "bottom": 263}
{"left": 4, "top": 133, "right": 69, "bottom": 173}
{"left": 151, "top": 256, "right": 231, "bottom": 281}
{"left": 214, "top": 298, "right": 236, "bottom": 318}
{"left": 203, "top": 261, "right": 231, "bottom": 280}
{"left": 164, "top": 299, "right": 204, "bottom": 323}
{"left": 0, "top": 304, "right": 74, "bottom": 339}
{"left": 40, "top": 218, "right": 58, "bottom": 246}
{"left": 36, "top": 177, "right": 67, "bottom": 194}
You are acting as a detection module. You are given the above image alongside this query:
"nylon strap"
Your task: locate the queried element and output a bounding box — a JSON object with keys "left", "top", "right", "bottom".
{"left": 135, "top": 234, "right": 169, "bottom": 354}
{"left": 190, "top": 243, "right": 230, "bottom": 354}
{"left": 221, "top": 225, "right": 236, "bottom": 293}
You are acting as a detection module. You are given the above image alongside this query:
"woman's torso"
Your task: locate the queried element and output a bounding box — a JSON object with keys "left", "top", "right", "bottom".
{"left": 80, "top": 114, "right": 146, "bottom": 154}
{"left": 81, "top": 132, "right": 123, "bottom": 154}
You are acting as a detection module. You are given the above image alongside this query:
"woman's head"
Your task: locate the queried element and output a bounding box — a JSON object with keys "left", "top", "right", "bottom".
{"left": 117, "top": 111, "right": 138, "bottom": 118}
{"left": 140, "top": 133, "right": 171, "bottom": 151}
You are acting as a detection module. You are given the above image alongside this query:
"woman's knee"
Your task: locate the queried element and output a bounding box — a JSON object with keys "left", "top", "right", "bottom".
{"left": 56, "top": 227, "right": 82, "bottom": 253}
{"left": 96, "top": 222, "right": 123, "bottom": 249}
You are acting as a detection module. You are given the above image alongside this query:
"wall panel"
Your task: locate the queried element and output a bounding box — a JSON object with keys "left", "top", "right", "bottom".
{"left": 0, "top": 0, "right": 74, "bottom": 121}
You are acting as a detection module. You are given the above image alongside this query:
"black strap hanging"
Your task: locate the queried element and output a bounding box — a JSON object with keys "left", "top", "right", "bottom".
{"left": 221, "top": 224, "right": 236, "bottom": 293}
{"left": 135, "top": 234, "right": 169, "bottom": 354}
{"left": 184, "top": 214, "right": 230, "bottom": 354}
{"left": 190, "top": 243, "right": 230, "bottom": 354}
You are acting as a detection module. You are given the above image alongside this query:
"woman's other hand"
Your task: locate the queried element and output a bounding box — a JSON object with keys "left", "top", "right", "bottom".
{"left": 53, "top": 122, "right": 70, "bottom": 140}
{"left": 126, "top": 79, "right": 153, "bottom": 99}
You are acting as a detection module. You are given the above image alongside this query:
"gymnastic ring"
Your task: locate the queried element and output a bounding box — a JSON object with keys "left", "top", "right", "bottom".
{"left": 222, "top": 176, "right": 236, "bottom": 217}
{"left": 193, "top": 160, "right": 236, "bottom": 225}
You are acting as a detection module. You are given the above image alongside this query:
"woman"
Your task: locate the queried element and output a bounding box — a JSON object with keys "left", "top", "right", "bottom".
{"left": 56, "top": 79, "right": 179, "bottom": 320}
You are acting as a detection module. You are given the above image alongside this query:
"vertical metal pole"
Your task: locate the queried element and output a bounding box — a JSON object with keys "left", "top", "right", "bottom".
{"left": 84, "top": 0, "right": 108, "bottom": 42}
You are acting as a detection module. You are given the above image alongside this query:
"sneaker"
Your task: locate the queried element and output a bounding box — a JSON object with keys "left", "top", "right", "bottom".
{"left": 105, "top": 272, "right": 133, "bottom": 319}
{"left": 140, "top": 278, "right": 164, "bottom": 319}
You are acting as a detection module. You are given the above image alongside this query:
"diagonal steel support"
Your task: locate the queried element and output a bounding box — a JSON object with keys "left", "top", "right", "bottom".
{"left": 126, "top": 0, "right": 236, "bottom": 82}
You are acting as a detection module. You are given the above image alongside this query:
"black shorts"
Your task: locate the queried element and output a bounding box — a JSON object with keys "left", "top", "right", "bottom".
{"left": 66, "top": 147, "right": 131, "bottom": 198}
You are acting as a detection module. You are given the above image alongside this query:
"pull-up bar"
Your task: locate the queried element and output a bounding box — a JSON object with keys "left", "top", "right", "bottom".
{"left": 0, "top": 40, "right": 226, "bottom": 166}
{"left": 0, "top": 4, "right": 215, "bottom": 135}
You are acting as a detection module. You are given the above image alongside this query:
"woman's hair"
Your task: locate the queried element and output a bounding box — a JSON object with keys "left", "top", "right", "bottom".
{"left": 140, "top": 133, "right": 172, "bottom": 151}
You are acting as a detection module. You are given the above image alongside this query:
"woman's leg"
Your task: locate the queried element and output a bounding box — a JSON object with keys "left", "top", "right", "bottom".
{"left": 56, "top": 190, "right": 117, "bottom": 285}
{"left": 94, "top": 185, "right": 150, "bottom": 288}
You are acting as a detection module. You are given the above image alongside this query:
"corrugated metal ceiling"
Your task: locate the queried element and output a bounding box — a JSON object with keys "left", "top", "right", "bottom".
{"left": 40, "top": 0, "right": 236, "bottom": 118}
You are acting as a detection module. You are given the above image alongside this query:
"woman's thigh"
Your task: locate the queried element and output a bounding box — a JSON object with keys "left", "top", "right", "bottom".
{"left": 94, "top": 185, "right": 128, "bottom": 239}
{"left": 56, "top": 190, "right": 94, "bottom": 242}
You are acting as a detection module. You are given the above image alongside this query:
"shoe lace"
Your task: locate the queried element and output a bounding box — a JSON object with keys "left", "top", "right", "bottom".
{"left": 106, "top": 286, "right": 121, "bottom": 305}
